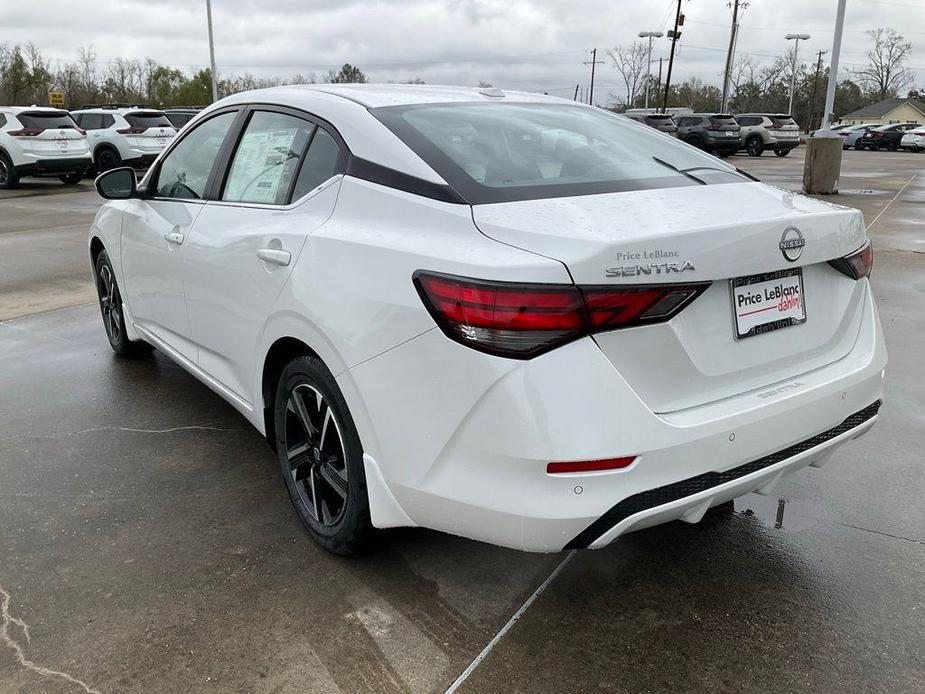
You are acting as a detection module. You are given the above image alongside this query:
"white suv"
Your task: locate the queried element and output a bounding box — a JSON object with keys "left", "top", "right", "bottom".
{"left": 70, "top": 107, "right": 176, "bottom": 172}
{"left": 0, "top": 107, "right": 91, "bottom": 189}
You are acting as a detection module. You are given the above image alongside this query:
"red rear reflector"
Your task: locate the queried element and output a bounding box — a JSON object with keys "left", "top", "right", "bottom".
{"left": 414, "top": 271, "right": 709, "bottom": 359}
{"left": 8, "top": 128, "right": 42, "bottom": 137}
{"left": 547, "top": 457, "right": 636, "bottom": 474}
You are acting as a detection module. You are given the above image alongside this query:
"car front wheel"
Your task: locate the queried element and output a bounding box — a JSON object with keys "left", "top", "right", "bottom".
{"left": 774, "top": 149, "right": 791, "bottom": 157}
{"left": 274, "top": 356, "right": 373, "bottom": 555}
{"left": 94, "top": 249, "right": 152, "bottom": 357}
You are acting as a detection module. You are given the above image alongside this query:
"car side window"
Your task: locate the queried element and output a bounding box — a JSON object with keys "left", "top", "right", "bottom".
{"left": 0, "top": 114, "right": 6, "bottom": 128}
{"left": 81, "top": 114, "right": 103, "bottom": 130}
{"left": 154, "top": 111, "right": 237, "bottom": 200}
{"left": 101, "top": 115, "right": 115, "bottom": 129}
{"left": 222, "top": 111, "right": 315, "bottom": 205}
{"left": 291, "top": 128, "right": 342, "bottom": 201}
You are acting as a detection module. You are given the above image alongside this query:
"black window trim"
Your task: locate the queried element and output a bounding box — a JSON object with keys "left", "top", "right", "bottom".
{"left": 209, "top": 103, "right": 349, "bottom": 206}
{"left": 144, "top": 106, "right": 245, "bottom": 204}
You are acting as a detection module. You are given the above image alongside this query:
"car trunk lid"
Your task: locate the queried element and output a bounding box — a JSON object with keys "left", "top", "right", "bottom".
{"left": 472, "top": 181, "right": 869, "bottom": 412}
{"left": 12, "top": 111, "right": 89, "bottom": 156}
{"left": 122, "top": 111, "right": 176, "bottom": 151}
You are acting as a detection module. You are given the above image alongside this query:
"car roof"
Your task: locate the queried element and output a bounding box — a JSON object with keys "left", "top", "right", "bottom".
{"left": 200, "top": 84, "right": 590, "bottom": 185}
{"left": 274, "top": 83, "right": 566, "bottom": 108}
{"left": 0, "top": 106, "right": 70, "bottom": 115}
{"left": 71, "top": 107, "right": 164, "bottom": 115}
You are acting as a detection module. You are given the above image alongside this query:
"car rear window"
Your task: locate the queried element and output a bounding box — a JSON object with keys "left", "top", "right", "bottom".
{"left": 125, "top": 112, "right": 173, "bottom": 129}
{"left": 770, "top": 116, "right": 796, "bottom": 127}
{"left": 17, "top": 111, "right": 80, "bottom": 130}
{"left": 708, "top": 115, "right": 737, "bottom": 126}
{"left": 373, "top": 102, "right": 748, "bottom": 204}
{"left": 645, "top": 115, "right": 675, "bottom": 124}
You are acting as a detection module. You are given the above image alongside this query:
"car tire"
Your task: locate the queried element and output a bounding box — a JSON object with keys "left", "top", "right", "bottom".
{"left": 274, "top": 356, "right": 373, "bottom": 555}
{"left": 59, "top": 172, "right": 84, "bottom": 185}
{"left": 745, "top": 136, "right": 764, "bottom": 157}
{"left": 716, "top": 150, "right": 733, "bottom": 159}
{"left": 686, "top": 135, "right": 704, "bottom": 150}
{"left": 94, "top": 249, "right": 152, "bottom": 357}
{"left": 95, "top": 147, "right": 122, "bottom": 173}
{"left": 0, "top": 152, "right": 19, "bottom": 190}
{"left": 774, "top": 149, "right": 790, "bottom": 158}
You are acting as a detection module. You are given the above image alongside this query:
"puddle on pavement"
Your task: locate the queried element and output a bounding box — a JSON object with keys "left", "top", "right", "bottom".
{"left": 735, "top": 494, "right": 821, "bottom": 533}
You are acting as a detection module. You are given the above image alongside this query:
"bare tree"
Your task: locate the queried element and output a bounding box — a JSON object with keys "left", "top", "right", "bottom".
{"left": 608, "top": 42, "right": 648, "bottom": 107}
{"left": 855, "top": 28, "right": 914, "bottom": 100}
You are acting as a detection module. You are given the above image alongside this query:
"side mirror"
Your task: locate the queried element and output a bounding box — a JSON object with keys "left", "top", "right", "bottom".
{"left": 95, "top": 167, "right": 137, "bottom": 200}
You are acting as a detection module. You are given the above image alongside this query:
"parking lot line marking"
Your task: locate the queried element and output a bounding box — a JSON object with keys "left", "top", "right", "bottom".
{"left": 867, "top": 173, "right": 917, "bottom": 231}
{"left": 444, "top": 550, "right": 576, "bottom": 694}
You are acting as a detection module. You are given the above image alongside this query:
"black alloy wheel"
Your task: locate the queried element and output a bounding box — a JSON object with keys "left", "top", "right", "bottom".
{"left": 94, "top": 250, "right": 151, "bottom": 357}
{"left": 0, "top": 153, "right": 18, "bottom": 189}
{"left": 96, "top": 148, "right": 121, "bottom": 172}
{"left": 275, "top": 357, "right": 372, "bottom": 554}
{"left": 746, "top": 136, "right": 764, "bottom": 157}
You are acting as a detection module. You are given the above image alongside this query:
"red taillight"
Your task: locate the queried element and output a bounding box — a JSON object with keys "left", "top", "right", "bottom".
{"left": 116, "top": 127, "right": 147, "bottom": 134}
{"left": 839, "top": 131, "right": 850, "bottom": 136}
{"left": 829, "top": 240, "right": 873, "bottom": 280}
{"left": 8, "top": 128, "right": 42, "bottom": 137}
{"left": 547, "top": 457, "right": 636, "bottom": 474}
{"left": 75, "top": 127, "right": 86, "bottom": 135}
{"left": 414, "top": 271, "right": 709, "bottom": 359}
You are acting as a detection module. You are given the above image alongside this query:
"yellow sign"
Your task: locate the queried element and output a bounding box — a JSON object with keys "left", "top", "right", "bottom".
{"left": 48, "top": 92, "right": 65, "bottom": 107}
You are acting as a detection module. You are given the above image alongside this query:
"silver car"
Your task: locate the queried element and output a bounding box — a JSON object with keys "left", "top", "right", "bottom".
{"left": 735, "top": 114, "right": 800, "bottom": 157}
{"left": 837, "top": 123, "right": 878, "bottom": 150}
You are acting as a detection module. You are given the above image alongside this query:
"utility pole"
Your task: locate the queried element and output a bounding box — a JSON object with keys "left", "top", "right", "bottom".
{"left": 822, "top": 0, "right": 847, "bottom": 128}
{"left": 661, "top": 0, "right": 684, "bottom": 113}
{"left": 785, "top": 33, "right": 811, "bottom": 116}
{"left": 583, "top": 49, "right": 604, "bottom": 106}
{"left": 573, "top": 84, "right": 580, "bottom": 101}
{"left": 721, "top": 0, "right": 747, "bottom": 113}
{"left": 658, "top": 57, "right": 664, "bottom": 92}
{"left": 806, "top": 50, "right": 827, "bottom": 133}
{"left": 638, "top": 31, "right": 664, "bottom": 110}
{"left": 206, "top": 0, "right": 218, "bottom": 102}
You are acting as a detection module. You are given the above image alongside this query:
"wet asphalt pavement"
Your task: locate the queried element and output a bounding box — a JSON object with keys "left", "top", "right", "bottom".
{"left": 1, "top": 150, "right": 923, "bottom": 693}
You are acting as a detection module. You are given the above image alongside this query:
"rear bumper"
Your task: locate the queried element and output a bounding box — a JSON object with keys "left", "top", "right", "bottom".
{"left": 14, "top": 157, "right": 92, "bottom": 176}
{"left": 343, "top": 281, "right": 887, "bottom": 552}
{"left": 704, "top": 138, "right": 740, "bottom": 153}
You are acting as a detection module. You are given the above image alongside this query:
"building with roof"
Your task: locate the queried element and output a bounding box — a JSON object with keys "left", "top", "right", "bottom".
{"left": 839, "top": 97, "right": 925, "bottom": 126}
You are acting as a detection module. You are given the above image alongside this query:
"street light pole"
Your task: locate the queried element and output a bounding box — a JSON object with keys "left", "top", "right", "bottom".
{"left": 822, "top": 0, "right": 847, "bottom": 128}
{"left": 638, "top": 31, "right": 664, "bottom": 111}
{"left": 206, "top": 0, "right": 218, "bottom": 103}
{"left": 785, "top": 33, "right": 810, "bottom": 116}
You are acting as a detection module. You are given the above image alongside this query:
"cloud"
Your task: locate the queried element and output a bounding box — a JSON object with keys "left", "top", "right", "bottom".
{"left": 1, "top": 0, "right": 921, "bottom": 102}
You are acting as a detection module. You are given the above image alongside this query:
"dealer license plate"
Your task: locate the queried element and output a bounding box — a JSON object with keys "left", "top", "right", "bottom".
{"left": 731, "top": 268, "right": 806, "bottom": 340}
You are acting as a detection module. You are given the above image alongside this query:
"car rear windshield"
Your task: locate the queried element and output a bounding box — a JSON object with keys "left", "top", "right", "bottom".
{"left": 770, "top": 115, "right": 797, "bottom": 127}
{"left": 645, "top": 115, "right": 675, "bottom": 124}
{"left": 17, "top": 112, "right": 79, "bottom": 130}
{"left": 125, "top": 112, "right": 173, "bottom": 129}
{"left": 708, "top": 115, "right": 738, "bottom": 126}
{"left": 373, "top": 102, "right": 748, "bottom": 204}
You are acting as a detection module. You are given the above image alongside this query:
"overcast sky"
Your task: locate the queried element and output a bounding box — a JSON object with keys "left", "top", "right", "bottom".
{"left": 3, "top": 0, "right": 923, "bottom": 102}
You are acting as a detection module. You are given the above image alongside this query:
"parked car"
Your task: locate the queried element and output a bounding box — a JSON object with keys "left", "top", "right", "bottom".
{"left": 674, "top": 113, "right": 740, "bottom": 157}
{"left": 88, "top": 84, "right": 886, "bottom": 555}
{"left": 856, "top": 123, "right": 918, "bottom": 151}
{"left": 900, "top": 126, "right": 925, "bottom": 152}
{"left": 0, "top": 106, "right": 91, "bottom": 189}
{"left": 71, "top": 106, "right": 177, "bottom": 172}
{"left": 624, "top": 112, "right": 678, "bottom": 136}
{"left": 834, "top": 123, "right": 878, "bottom": 149}
{"left": 163, "top": 107, "right": 203, "bottom": 130}
{"left": 736, "top": 113, "right": 800, "bottom": 157}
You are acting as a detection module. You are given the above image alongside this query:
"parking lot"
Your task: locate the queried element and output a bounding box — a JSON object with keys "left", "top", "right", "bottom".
{"left": 1, "top": 148, "right": 923, "bottom": 693}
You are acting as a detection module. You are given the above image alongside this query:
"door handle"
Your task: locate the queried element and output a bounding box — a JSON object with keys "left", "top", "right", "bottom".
{"left": 164, "top": 232, "right": 184, "bottom": 245}
{"left": 257, "top": 248, "right": 291, "bottom": 266}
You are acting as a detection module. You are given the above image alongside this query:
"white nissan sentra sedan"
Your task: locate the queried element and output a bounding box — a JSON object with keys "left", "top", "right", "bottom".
{"left": 88, "top": 85, "right": 886, "bottom": 554}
